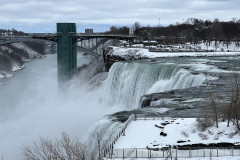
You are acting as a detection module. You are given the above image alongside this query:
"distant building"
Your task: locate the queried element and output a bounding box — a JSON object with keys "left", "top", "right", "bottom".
{"left": 85, "top": 29, "right": 93, "bottom": 34}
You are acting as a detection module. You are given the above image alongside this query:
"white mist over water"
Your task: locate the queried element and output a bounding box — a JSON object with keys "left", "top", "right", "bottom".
{"left": 0, "top": 54, "right": 121, "bottom": 160}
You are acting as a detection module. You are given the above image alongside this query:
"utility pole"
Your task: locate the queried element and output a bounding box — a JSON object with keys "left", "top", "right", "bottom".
{"left": 158, "top": 18, "right": 161, "bottom": 36}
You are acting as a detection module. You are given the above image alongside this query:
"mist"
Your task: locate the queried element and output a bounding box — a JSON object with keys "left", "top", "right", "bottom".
{"left": 0, "top": 54, "right": 120, "bottom": 160}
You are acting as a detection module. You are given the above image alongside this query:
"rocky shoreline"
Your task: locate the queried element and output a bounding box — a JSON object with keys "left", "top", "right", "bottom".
{"left": 0, "top": 42, "right": 55, "bottom": 78}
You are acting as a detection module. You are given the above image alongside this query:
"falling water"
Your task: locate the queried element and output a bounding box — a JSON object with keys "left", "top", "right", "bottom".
{"left": 104, "top": 62, "right": 207, "bottom": 109}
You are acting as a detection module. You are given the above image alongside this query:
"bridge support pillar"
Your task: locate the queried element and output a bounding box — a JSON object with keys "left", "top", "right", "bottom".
{"left": 57, "top": 23, "right": 77, "bottom": 86}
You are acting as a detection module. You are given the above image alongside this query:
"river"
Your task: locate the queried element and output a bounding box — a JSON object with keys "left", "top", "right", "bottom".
{"left": 0, "top": 53, "right": 90, "bottom": 119}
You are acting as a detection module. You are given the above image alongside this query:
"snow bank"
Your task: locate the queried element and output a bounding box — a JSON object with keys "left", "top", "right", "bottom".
{"left": 12, "top": 64, "right": 25, "bottom": 72}
{"left": 0, "top": 72, "right": 14, "bottom": 78}
{"left": 109, "top": 47, "right": 240, "bottom": 59}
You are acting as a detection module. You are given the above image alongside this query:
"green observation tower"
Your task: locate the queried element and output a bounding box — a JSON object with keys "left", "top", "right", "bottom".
{"left": 57, "top": 23, "right": 77, "bottom": 85}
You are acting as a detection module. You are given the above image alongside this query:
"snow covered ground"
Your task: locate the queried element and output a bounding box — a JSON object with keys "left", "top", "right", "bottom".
{"left": 107, "top": 117, "right": 240, "bottom": 159}
{"left": 110, "top": 47, "right": 240, "bottom": 59}
{"left": 132, "top": 41, "right": 240, "bottom": 52}
{"left": 109, "top": 41, "right": 240, "bottom": 59}
{"left": 114, "top": 118, "right": 240, "bottom": 149}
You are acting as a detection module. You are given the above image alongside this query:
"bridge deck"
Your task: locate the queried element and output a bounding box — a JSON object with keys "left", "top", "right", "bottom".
{"left": 0, "top": 33, "right": 135, "bottom": 43}
{"left": 31, "top": 33, "right": 135, "bottom": 39}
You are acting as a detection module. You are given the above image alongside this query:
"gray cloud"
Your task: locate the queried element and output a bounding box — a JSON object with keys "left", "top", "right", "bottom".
{"left": 0, "top": 0, "right": 239, "bottom": 32}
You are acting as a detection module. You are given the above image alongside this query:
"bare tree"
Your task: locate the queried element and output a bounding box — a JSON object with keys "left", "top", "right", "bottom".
{"left": 132, "top": 22, "right": 141, "bottom": 36}
{"left": 212, "top": 18, "right": 224, "bottom": 45}
{"left": 220, "top": 100, "right": 233, "bottom": 127}
{"left": 208, "top": 91, "right": 219, "bottom": 128}
{"left": 196, "top": 113, "right": 214, "bottom": 131}
{"left": 22, "top": 132, "right": 93, "bottom": 160}
{"left": 205, "top": 73, "right": 219, "bottom": 128}
{"left": 231, "top": 74, "right": 240, "bottom": 129}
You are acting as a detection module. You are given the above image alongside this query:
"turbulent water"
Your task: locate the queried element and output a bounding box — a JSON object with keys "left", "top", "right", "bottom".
{"left": 104, "top": 62, "right": 207, "bottom": 109}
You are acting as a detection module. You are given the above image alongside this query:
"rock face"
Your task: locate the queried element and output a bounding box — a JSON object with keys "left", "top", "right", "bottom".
{"left": 104, "top": 51, "right": 126, "bottom": 71}
{"left": 0, "top": 42, "right": 55, "bottom": 77}
{"left": 103, "top": 47, "right": 146, "bottom": 71}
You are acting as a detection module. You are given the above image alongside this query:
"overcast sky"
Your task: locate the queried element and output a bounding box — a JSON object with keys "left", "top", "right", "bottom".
{"left": 0, "top": 0, "right": 239, "bottom": 33}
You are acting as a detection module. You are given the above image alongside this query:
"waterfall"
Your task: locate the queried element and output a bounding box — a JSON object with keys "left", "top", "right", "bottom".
{"left": 104, "top": 62, "right": 207, "bottom": 109}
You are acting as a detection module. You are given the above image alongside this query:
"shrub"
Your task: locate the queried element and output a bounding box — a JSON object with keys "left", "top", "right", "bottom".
{"left": 198, "top": 133, "right": 209, "bottom": 140}
{"left": 196, "top": 116, "right": 214, "bottom": 131}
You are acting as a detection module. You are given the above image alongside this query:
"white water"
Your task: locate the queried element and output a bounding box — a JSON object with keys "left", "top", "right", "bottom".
{"left": 104, "top": 62, "right": 207, "bottom": 109}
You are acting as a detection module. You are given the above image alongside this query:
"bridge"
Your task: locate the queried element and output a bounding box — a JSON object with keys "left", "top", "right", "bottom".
{"left": 0, "top": 23, "right": 135, "bottom": 86}
{"left": 0, "top": 34, "right": 135, "bottom": 45}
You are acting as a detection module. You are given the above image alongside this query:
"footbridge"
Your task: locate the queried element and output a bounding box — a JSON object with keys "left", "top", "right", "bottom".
{"left": 0, "top": 23, "right": 135, "bottom": 85}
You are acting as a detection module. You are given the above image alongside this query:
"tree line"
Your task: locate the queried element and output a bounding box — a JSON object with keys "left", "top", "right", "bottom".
{"left": 106, "top": 18, "right": 240, "bottom": 44}
{"left": 0, "top": 28, "right": 27, "bottom": 36}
